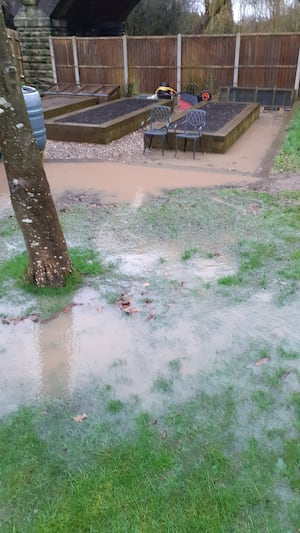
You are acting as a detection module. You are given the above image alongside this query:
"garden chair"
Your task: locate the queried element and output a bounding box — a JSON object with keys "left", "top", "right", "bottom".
{"left": 174, "top": 109, "right": 206, "bottom": 159}
{"left": 141, "top": 105, "right": 171, "bottom": 156}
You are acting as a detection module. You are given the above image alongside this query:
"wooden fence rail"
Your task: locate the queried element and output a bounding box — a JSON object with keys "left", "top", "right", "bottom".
{"left": 50, "top": 32, "right": 300, "bottom": 95}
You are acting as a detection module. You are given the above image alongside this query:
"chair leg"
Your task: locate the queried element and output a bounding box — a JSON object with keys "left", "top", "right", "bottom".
{"left": 175, "top": 135, "right": 178, "bottom": 157}
{"left": 166, "top": 134, "right": 170, "bottom": 150}
{"left": 199, "top": 136, "right": 203, "bottom": 154}
{"left": 161, "top": 136, "right": 165, "bottom": 156}
{"left": 149, "top": 135, "right": 153, "bottom": 150}
{"left": 184, "top": 138, "right": 187, "bottom": 153}
{"left": 193, "top": 139, "right": 196, "bottom": 160}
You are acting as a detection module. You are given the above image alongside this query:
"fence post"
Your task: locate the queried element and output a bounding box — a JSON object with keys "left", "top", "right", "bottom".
{"left": 294, "top": 47, "right": 300, "bottom": 95}
{"left": 49, "top": 37, "right": 57, "bottom": 84}
{"left": 233, "top": 32, "right": 240, "bottom": 87}
{"left": 123, "top": 34, "right": 129, "bottom": 94}
{"left": 72, "top": 36, "right": 80, "bottom": 85}
{"left": 177, "top": 33, "right": 182, "bottom": 94}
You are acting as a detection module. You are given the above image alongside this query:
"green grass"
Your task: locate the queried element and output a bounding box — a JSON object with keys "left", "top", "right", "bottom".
{"left": 181, "top": 247, "right": 198, "bottom": 261}
{"left": 273, "top": 106, "right": 300, "bottom": 172}
{"left": 1, "top": 377, "right": 299, "bottom": 533}
{"left": 0, "top": 247, "right": 106, "bottom": 318}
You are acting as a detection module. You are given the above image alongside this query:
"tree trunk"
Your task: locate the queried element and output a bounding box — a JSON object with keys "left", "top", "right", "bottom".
{"left": 0, "top": 2, "right": 72, "bottom": 287}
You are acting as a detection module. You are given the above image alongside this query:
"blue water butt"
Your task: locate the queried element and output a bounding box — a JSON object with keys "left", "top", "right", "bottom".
{"left": 22, "top": 85, "right": 46, "bottom": 151}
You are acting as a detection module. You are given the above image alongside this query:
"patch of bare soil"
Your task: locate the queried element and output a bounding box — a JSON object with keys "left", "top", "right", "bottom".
{"left": 245, "top": 173, "right": 300, "bottom": 193}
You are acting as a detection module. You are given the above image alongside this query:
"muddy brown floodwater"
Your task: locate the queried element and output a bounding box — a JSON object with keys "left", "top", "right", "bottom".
{"left": 0, "top": 105, "right": 299, "bottom": 416}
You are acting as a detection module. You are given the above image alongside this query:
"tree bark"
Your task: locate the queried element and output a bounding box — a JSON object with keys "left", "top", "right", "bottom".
{"left": 0, "top": 2, "right": 72, "bottom": 287}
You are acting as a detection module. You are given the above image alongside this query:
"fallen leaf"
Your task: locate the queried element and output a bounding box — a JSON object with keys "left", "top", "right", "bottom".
{"left": 143, "top": 282, "right": 151, "bottom": 287}
{"left": 72, "top": 413, "right": 88, "bottom": 422}
{"left": 255, "top": 357, "right": 271, "bottom": 366}
{"left": 63, "top": 303, "right": 82, "bottom": 313}
{"left": 124, "top": 306, "right": 140, "bottom": 314}
{"left": 146, "top": 309, "right": 156, "bottom": 320}
{"left": 116, "top": 293, "right": 131, "bottom": 308}
{"left": 97, "top": 305, "right": 104, "bottom": 312}
{"left": 63, "top": 303, "right": 75, "bottom": 313}
{"left": 2, "top": 316, "right": 23, "bottom": 325}
{"left": 151, "top": 419, "right": 158, "bottom": 425}
{"left": 161, "top": 430, "right": 167, "bottom": 439}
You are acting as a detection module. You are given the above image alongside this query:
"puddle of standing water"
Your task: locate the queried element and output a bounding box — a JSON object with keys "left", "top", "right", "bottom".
{"left": 1, "top": 282, "right": 300, "bottom": 417}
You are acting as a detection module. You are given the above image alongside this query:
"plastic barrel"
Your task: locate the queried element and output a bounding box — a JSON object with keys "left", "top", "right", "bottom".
{"left": 22, "top": 86, "right": 46, "bottom": 151}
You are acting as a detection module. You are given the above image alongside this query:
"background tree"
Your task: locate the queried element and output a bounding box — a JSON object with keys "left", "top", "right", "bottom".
{"left": 126, "top": 0, "right": 234, "bottom": 35}
{"left": 0, "top": 0, "right": 72, "bottom": 287}
{"left": 236, "top": 0, "right": 299, "bottom": 32}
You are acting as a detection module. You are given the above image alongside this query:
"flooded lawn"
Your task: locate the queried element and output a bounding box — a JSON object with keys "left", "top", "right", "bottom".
{"left": 1, "top": 186, "right": 299, "bottom": 419}
{"left": 0, "top": 176, "right": 300, "bottom": 531}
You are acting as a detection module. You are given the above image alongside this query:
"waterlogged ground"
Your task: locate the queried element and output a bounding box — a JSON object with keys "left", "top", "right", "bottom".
{"left": 0, "top": 186, "right": 299, "bottom": 414}
{"left": 0, "top": 185, "right": 300, "bottom": 530}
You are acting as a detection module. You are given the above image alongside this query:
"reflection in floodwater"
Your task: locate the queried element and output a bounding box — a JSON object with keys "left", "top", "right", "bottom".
{"left": 1, "top": 285, "right": 300, "bottom": 417}
{"left": 39, "top": 312, "right": 73, "bottom": 397}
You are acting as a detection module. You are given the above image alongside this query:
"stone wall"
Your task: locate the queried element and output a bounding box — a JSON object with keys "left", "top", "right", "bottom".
{"left": 14, "top": 1, "right": 53, "bottom": 87}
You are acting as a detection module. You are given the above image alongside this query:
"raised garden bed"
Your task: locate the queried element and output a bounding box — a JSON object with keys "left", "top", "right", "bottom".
{"left": 45, "top": 98, "right": 172, "bottom": 144}
{"left": 45, "top": 98, "right": 259, "bottom": 153}
{"left": 42, "top": 95, "right": 99, "bottom": 120}
{"left": 42, "top": 84, "right": 121, "bottom": 119}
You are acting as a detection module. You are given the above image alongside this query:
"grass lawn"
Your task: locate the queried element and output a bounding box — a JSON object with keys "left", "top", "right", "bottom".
{"left": 273, "top": 104, "right": 300, "bottom": 173}
{"left": 0, "top": 108, "right": 300, "bottom": 532}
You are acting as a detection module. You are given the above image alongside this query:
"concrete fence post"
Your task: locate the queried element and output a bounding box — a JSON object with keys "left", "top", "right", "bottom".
{"left": 233, "top": 32, "right": 241, "bottom": 88}
{"left": 123, "top": 34, "right": 129, "bottom": 94}
{"left": 177, "top": 33, "right": 182, "bottom": 94}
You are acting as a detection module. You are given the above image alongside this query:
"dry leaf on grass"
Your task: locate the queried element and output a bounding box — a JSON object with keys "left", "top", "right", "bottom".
{"left": 146, "top": 309, "right": 156, "bottom": 320}
{"left": 255, "top": 357, "right": 271, "bottom": 366}
{"left": 124, "top": 306, "right": 140, "bottom": 314}
{"left": 72, "top": 413, "right": 88, "bottom": 422}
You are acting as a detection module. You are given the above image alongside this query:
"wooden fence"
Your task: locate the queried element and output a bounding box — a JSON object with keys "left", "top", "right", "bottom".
{"left": 6, "top": 28, "right": 24, "bottom": 81}
{"left": 49, "top": 32, "right": 300, "bottom": 95}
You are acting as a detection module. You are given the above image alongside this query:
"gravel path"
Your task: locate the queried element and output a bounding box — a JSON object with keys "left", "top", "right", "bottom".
{"left": 44, "top": 130, "right": 144, "bottom": 162}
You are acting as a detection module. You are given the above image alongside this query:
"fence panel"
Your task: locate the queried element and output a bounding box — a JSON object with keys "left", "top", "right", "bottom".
{"left": 181, "top": 35, "right": 236, "bottom": 93}
{"left": 238, "top": 33, "right": 300, "bottom": 88}
{"left": 76, "top": 37, "right": 124, "bottom": 85}
{"left": 51, "top": 37, "right": 76, "bottom": 84}
{"left": 127, "top": 36, "right": 177, "bottom": 94}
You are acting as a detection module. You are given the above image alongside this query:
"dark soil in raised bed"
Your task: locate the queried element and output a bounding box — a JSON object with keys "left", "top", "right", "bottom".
{"left": 58, "top": 98, "right": 246, "bottom": 132}
{"left": 59, "top": 98, "right": 151, "bottom": 125}
{"left": 171, "top": 102, "right": 246, "bottom": 133}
